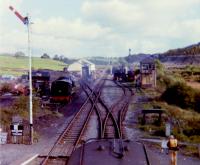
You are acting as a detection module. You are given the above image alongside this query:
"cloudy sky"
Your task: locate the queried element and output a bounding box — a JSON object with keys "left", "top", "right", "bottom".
{"left": 0, "top": 0, "right": 200, "bottom": 58}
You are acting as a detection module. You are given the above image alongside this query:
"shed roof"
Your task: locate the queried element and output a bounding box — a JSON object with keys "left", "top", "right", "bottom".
{"left": 78, "top": 59, "right": 95, "bottom": 66}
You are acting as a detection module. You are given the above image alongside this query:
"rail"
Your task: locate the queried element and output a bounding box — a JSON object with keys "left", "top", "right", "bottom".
{"left": 40, "top": 78, "right": 106, "bottom": 164}
{"left": 82, "top": 79, "right": 133, "bottom": 139}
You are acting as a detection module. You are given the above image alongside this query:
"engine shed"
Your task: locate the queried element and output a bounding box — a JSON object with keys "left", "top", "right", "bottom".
{"left": 140, "top": 58, "right": 156, "bottom": 88}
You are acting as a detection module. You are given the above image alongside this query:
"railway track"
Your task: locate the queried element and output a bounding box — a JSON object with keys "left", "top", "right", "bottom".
{"left": 30, "top": 77, "right": 133, "bottom": 165}
{"left": 67, "top": 80, "right": 153, "bottom": 164}
{"left": 35, "top": 78, "right": 107, "bottom": 165}
{"left": 82, "top": 82, "right": 120, "bottom": 139}
{"left": 102, "top": 81, "right": 132, "bottom": 139}
{"left": 82, "top": 79, "right": 133, "bottom": 139}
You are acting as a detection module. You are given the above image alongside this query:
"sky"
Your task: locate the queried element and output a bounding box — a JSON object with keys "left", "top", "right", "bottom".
{"left": 0, "top": 0, "right": 200, "bottom": 58}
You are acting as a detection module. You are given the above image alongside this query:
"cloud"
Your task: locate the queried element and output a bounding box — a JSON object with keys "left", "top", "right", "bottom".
{"left": 33, "top": 17, "right": 111, "bottom": 41}
{"left": 81, "top": 0, "right": 200, "bottom": 53}
{"left": 0, "top": 14, "right": 114, "bottom": 57}
{"left": 30, "top": 17, "right": 116, "bottom": 57}
{"left": 1, "top": 0, "right": 200, "bottom": 57}
{"left": 81, "top": 0, "right": 200, "bottom": 27}
{"left": 82, "top": 0, "right": 144, "bottom": 27}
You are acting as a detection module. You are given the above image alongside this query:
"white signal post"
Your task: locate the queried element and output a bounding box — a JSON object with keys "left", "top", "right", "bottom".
{"left": 9, "top": 6, "right": 33, "bottom": 144}
{"left": 27, "top": 14, "right": 33, "bottom": 145}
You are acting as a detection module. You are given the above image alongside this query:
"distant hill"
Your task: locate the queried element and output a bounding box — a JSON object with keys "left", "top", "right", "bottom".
{"left": 158, "top": 42, "right": 200, "bottom": 64}
{"left": 124, "top": 54, "right": 152, "bottom": 63}
{"left": 0, "top": 55, "right": 67, "bottom": 76}
{"left": 0, "top": 53, "right": 14, "bottom": 56}
{"left": 124, "top": 42, "right": 200, "bottom": 65}
{"left": 162, "top": 42, "right": 200, "bottom": 56}
{"left": 86, "top": 56, "right": 125, "bottom": 65}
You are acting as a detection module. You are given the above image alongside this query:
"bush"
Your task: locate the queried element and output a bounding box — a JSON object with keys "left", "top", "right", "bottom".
{"left": 0, "top": 96, "right": 41, "bottom": 126}
{"left": 14, "top": 51, "right": 25, "bottom": 58}
{"left": 41, "top": 53, "right": 50, "bottom": 59}
{"left": 12, "top": 96, "right": 40, "bottom": 118}
{"left": 161, "top": 82, "right": 200, "bottom": 112}
{"left": 153, "top": 129, "right": 165, "bottom": 136}
{"left": 0, "top": 83, "right": 12, "bottom": 93}
{"left": 183, "top": 128, "right": 200, "bottom": 136}
{"left": 194, "top": 93, "right": 200, "bottom": 112}
{"left": 157, "top": 74, "right": 176, "bottom": 88}
{"left": 0, "top": 108, "right": 13, "bottom": 125}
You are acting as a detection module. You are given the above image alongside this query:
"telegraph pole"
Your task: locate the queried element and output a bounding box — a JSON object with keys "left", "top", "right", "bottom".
{"left": 9, "top": 6, "right": 33, "bottom": 144}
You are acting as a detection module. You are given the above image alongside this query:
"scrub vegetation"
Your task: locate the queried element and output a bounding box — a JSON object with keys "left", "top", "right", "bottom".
{"left": 136, "top": 60, "right": 200, "bottom": 146}
{"left": 156, "top": 60, "right": 200, "bottom": 113}
{"left": 0, "top": 96, "right": 40, "bottom": 126}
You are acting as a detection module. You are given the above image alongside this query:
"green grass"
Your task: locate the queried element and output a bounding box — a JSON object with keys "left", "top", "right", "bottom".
{"left": 0, "top": 55, "right": 67, "bottom": 76}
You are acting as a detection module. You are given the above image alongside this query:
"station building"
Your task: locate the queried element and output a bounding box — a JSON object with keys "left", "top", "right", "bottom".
{"left": 67, "top": 59, "right": 95, "bottom": 77}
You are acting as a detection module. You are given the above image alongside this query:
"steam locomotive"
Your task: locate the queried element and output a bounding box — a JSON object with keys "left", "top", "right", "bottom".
{"left": 68, "top": 139, "right": 158, "bottom": 165}
{"left": 50, "top": 76, "right": 76, "bottom": 103}
{"left": 113, "top": 69, "right": 135, "bottom": 82}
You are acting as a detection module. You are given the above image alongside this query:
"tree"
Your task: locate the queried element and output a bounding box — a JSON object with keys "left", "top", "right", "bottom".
{"left": 14, "top": 51, "right": 25, "bottom": 58}
{"left": 161, "top": 82, "right": 196, "bottom": 110}
{"left": 63, "top": 57, "right": 69, "bottom": 63}
{"left": 41, "top": 53, "right": 50, "bottom": 59}
{"left": 53, "top": 54, "right": 59, "bottom": 61}
{"left": 59, "top": 55, "right": 64, "bottom": 61}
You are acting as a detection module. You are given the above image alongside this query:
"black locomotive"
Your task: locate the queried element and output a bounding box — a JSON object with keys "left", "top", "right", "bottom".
{"left": 113, "top": 69, "right": 135, "bottom": 82}
{"left": 50, "top": 76, "right": 75, "bottom": 103}
{"left": 68, "top": 139, "right": 158, "bottom": 165}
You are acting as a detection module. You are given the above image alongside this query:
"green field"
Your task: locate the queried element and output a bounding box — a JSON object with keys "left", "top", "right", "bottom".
{"left": 0, "top": 55, "right": 67, "bottom": 76}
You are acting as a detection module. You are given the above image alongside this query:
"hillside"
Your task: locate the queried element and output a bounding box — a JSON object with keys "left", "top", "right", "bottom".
{"left": 124, "top": 54, "right": 151, "bottom": 63}
{"left": 0, "top": 55, "right": 67, "bottom": 76}
{"left": 124, "top": 42, "right": 200, "bottom": 65}
{"left": 162, "top": 42, "right": 200, "bottom": 56}
{"left": 158, "top": 43, "right": 200, "bottom": 64}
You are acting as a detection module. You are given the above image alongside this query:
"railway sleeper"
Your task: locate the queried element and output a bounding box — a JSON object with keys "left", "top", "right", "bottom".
{"left": 60, "top": 140, "right": 76, "bottom": 144}
{"left": 38, "top": 155, "right": 68, "bottom": 159}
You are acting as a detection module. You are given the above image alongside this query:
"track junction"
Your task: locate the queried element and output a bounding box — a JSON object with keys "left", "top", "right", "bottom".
{"left": 29, "top": 75, "right": 153, "bottom": 165}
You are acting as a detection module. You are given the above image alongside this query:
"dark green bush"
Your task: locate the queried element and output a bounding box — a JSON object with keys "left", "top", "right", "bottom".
{"left": 153, "top": 129, "right": 165, "bottom": 137}
{"left": 161, "top": 82, "right": 200, "bottom": 112}
{"left": 194, "top": 94, "right": 200, "bottom": 112}
{"left": 183, "top": 128, "right": 200, "bottom": 136}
